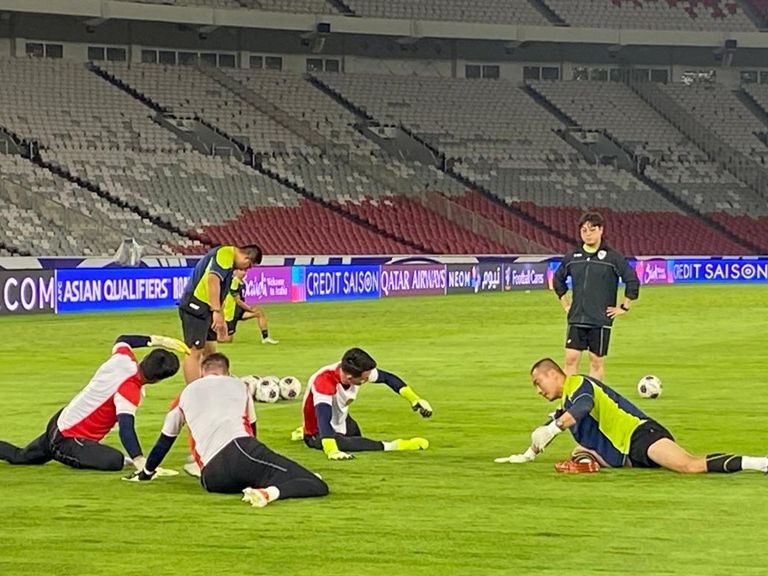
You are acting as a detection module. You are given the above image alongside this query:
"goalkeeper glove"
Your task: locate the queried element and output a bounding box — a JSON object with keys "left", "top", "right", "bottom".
{"left": 149, "top": 335, "right": 191, "bottom": 355}
{"left": 321, "top": 438, "right": 354, "bottom": 461}
{"left": 122, "top": 468, "right": 156, "bottom": 482}
{"left": 399, "top": 386, "right": 433, "bottom": 418}
{"left": 393, "top": 437, "right": 429, "bottom": 451}
{"left": 530, "top": 421, "right": 563, "bottom": 452}
{"left": 494, "top": 447, "right": 537, "bottom": 464}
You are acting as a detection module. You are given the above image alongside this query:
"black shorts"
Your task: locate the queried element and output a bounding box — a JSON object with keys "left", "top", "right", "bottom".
{"left": 628, "top": 420, "right": 675, "bottom": 468}
{"left": 226, "top": 307, "right": 246, "bottom": 336}
{"left": 566, "top": 324, "right": 611, "bottom": 357}
{"left": 179, "top": 308, "right": 216, "bottom": 349}
{"left": 200, "top": 437, "right": 320, "bottom": 494}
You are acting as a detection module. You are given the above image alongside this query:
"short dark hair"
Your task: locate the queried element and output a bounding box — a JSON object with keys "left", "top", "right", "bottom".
{"left": 341, "top": 348, "right": 376, "bottom": 377}
{"left": 530, "top": 357, "right": 565, "bottom": 376}
{"left": 578, "top": 211, "right": 604, "bottom": 229}
{"left": 140, "top": 350, "right": 180, "bottom": 383}
{"left": 239, "top": 244, "right": 263, "bottom": 265}
{"left": 202, "top": 352, "right": 230, "bottom": 373}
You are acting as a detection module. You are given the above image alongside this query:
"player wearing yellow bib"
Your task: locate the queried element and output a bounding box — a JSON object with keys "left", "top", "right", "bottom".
{"left": 178, "top": 244, "right": 262, "bottom": 383}
{"left": 218, "top": 269, "right": 278, "bottom": 345}
{"left": 495, "top": 358, "right": 768, "bottom": 475}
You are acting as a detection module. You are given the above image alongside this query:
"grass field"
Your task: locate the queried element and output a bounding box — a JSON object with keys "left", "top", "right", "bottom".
{"left": 1, "top": 285, "right": 767, "bottom": 576}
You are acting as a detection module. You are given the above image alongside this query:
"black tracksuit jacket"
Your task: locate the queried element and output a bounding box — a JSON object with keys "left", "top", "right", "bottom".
{"left": 553, "top": 243, "right": 640, "bottom": 328}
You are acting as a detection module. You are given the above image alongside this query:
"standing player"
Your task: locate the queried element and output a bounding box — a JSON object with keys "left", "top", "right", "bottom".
{"left": 178, "top": 244, "right": 262, "bottom": 383}
{"left": 494, "top": 358, "right": 768, "bottom": 475}
{"left": 218, "top": 269, "right": 278, "bottom": 345}
{"left": 300, "top": 348, "right": 433, "bottom": 460}
{"left": 0, "top": 335, "right": 187, "bottom": 471}
{"left": 126, "top": 353, "right": 328, "bottom": 508}
{"left": 553, "top": 212, "right": 639, "bottom": 380}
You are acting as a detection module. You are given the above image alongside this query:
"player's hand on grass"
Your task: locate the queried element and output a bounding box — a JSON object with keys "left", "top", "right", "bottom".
{"left": 122, "top": 468, "right": 157, "bottom": 482}
{"left": 327, "top": 450, "right": 355, "bottom": 461}
{"left": 531, "top": 422, "right": 562, "bottom": 452}
{"left": 149, "top": 335, "right": 191, "bottom": 355}
{"left": 494, "top": 447, "right": 536, "bottom": 464}
{"left": 322, "top": 438, "right": 354, "bottom": 461}
{"left": 560, "top": 296, "right": 571, "bottom": 313}
{"left": 411, "top": 398, "right": 433, "bottom": 418}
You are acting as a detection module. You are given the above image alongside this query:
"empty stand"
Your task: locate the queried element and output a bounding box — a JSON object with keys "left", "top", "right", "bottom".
{"left": 544, "top": 0, "right": 758, "bottom": 31}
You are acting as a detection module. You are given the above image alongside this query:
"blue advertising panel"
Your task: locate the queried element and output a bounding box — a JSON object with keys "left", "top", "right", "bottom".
{"left": 303, "top": 265, "right": 381, "bottom": 302}
{"left": 671, "top": 259, "right": 768, "bottom": 284}
{"left": 56, "top": 267, "right": 193, "bottom": 313}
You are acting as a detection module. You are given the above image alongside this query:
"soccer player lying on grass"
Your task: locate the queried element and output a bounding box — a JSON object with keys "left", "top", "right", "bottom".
{"left": 125, "top": 353, "right": 328, "bottom": 508}
{"left": 495, "top": 358, "right": 768, "bottom": 474}
{"left": 217, "top": 269, "right": 278, "bottom": 345}
{"left": 297, "top": 348, "right": 433, "bottom": 461}
{"left": 0, "top": 335, "right": 188, "bottom": 472}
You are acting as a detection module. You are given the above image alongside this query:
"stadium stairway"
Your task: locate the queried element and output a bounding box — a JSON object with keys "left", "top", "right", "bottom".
{"left": 92, "top": 63, "right": 432, "bottom": 253}
{"left": 310, "top": 74, "right": 571, "bottom": 252}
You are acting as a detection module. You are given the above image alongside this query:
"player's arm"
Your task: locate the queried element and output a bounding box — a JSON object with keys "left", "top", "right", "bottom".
{"left": 248, "top": 394, "right": 257, "bottom": 437}
{"left": 617, "top": 254, "right": 640, "bottom": 308}
{"left": 530, "top": 382, "right": 594, "bottom": 452}
{"left": 312, "top": 376, "right": 354, "bottom": 461}
{"left": 552, "top": 255, "right": 571, "bottom": 310}
{"left": 114, "top": 334, "right": 190, "bottom": 355}
{"left": 126, "top": 403, "right": 185, "bottom": 481}
{"left": 234, "top": 294, "right": 256, "bottom": 314}
{"left": 115, "top": 392, "right": 144, "bottom": 467}
{"left": 373, "top": 369, "right": 433, "bottom": 418}
{"left": 495, "top": 410, "right": 564, "bottom": 464}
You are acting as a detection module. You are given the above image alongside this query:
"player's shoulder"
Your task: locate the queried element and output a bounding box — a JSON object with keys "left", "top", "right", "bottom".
{"left": 111, "top": 342, "right": 137, "bottom": 361}
{"left": 565, "top": 374, "right": 593, "bottom": 394}
{"left": 310, "top": 363, "right": 341, "bottom": 389}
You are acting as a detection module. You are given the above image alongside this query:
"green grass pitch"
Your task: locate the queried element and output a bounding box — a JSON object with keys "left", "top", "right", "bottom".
{"left": 1, "top": 285, "right": 767, "bottom": 576}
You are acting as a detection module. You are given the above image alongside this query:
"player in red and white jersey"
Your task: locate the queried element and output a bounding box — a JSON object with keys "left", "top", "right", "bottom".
{"left": 0, "top": 335, "right": 186, "bottom": 471}
{"left": 127, "top": 353, "right": 328, "bottom": 509}
{"left": 300, "top": 348, "right": 434, "bottom": 461}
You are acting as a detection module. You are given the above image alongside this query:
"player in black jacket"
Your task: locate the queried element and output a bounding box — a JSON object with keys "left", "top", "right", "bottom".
{"left": 552, "top": 212, "right": 639, "bottom": 380}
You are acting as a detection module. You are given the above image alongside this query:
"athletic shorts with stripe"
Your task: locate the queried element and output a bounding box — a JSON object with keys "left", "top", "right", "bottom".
{"left": 200, "top": 437, "right": 328, "bottom": 500}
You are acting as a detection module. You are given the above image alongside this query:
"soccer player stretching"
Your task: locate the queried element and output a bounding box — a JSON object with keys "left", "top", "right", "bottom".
{"left": 300, "top": 348, "right": 433, "bottom": 460}
{"left": 0, "top": 335, "right": 186, "bottom": 471}
{"left": 127, "top": 353, "right": 328, "bottom": 508}
{"left": 217, "top": 269, "right": 278, "bottom": 345}
{"left": 495, "top": 358, "right": 768, "bottom": 475}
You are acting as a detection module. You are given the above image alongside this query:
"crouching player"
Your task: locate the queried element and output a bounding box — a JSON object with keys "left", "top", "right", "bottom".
{"left": 495, "top": 358, "right": 768, "bottom": 475}
{"left": 0, "top": 335, "right": 186, "bottom": 471}
{"left": 300, "top": 348, "right": 433, "bottom": 461}
{"left": 218, "top": 269, "right": 278, "bottom": 345}
{"left": 126, "top": 353, "right": 328, "bottom": 508}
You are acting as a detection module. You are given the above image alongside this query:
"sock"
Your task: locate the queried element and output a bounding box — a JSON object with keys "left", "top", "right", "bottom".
{"left": 382, "top": 441, "right": 397, "bottom": 452}
{"left": 706, "top": 453, "right": 742, "bottom": 473}
{"left": 261, "top": 329, "right": 269, "bottom": 340}
{"left": 264, "top": 486, "right": 280, "bottom": 502}
{"left": 741, "top": 456, "right": 768, "bottom": 472}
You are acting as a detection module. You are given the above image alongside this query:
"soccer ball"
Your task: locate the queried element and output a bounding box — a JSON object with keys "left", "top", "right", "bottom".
{"left": 242, "top": 375, "right": 260, "bottom": 400}
{"left": 279, "top": 376, "right": 302, "bottom": 400}
{"left": 637, "top": 375, "right": 662, "bottom": 399}
{"left": 255, "top": 376, "right": 280, "bottom": 403}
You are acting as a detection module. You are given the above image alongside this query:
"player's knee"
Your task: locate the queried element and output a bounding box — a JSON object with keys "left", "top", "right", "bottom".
{"left": 105, "top": 452, "right": 126, "bottom": 471}
{"left": 312, "top": 476, "right": 329, "bottom": 497}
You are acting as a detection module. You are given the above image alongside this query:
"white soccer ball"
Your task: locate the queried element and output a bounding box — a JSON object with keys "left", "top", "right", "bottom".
{"left": 255, "top": 376, "right": 280, "bottom": 403}
{"left": 637, "top": 375, "right": 662, "bottom": 399}
{"left": 279, "top": 376, "right": 302, "bottom": 400}
{"left": 242, "top": 375, "right": 260, "bottom": 400}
